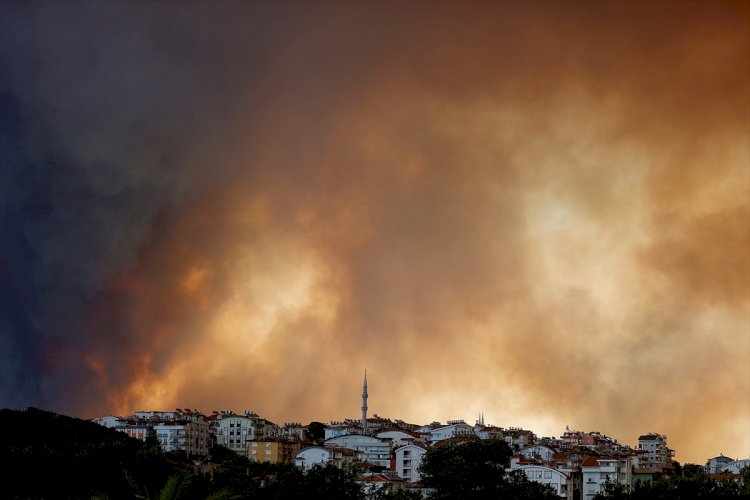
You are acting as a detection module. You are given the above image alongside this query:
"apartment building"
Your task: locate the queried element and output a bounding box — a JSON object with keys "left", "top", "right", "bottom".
{"left": 248, "top": 437, "right": 303, "bottom": 464}
{"left": 581, "top": 456, "right": 632, "bottom": 499}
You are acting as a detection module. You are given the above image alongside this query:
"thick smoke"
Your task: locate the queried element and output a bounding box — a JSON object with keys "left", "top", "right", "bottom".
{"left": 1, "top": 1, "right": 747, "bottom": 462}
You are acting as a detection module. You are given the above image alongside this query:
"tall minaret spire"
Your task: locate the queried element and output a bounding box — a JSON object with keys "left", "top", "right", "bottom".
{"left": 361, "top": 369, "right": 368, "bottom": 432}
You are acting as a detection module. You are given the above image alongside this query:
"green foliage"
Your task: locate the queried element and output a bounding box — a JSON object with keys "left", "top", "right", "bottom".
{"left": 370, "top": 488, "right": 425, "bottom": 500}
{"left": 157, "top": 471, "right": 193, "bottom": 500}
{"left": 595, "top": 470, "right": 750, "bottom": 500}
{"left": 1, "top": 407, "right": 173, "bottom": 499}
{"left": 207, "top": 449, "right": 363, "bottom": 499}
{"left": 306, "top": 421, "right": 326, "bottom": 443}
{"left": 419, "top": 437, "right": 557, "bottom": 499}
{"left": 501, "top": 469, "right": 563, "bottom": 499}
{"left": 682, "top": 463, "right": 706, "bottom": 478}
{"left": 304, "top": 462, "right": 364, "bottom": 499}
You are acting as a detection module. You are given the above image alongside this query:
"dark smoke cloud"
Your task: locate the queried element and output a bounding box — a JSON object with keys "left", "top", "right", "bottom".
{"left": 1, "top": 1, "right": 747, "bottom": 463}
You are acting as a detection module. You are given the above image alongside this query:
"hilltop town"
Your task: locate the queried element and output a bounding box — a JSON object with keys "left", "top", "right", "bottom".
{"left": 92, "top": 373, "right": 749, "bottom": 499}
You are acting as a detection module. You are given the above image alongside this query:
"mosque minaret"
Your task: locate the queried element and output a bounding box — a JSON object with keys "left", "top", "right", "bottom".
{"left": 361, "top": 370, "right": 368, "bottom": 432}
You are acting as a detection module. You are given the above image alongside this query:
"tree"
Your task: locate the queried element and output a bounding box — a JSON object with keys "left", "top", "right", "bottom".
{"left": 145, "top": 428, "right": 163, "bottom": 455}
{"left": 419, "top": 437, "right": 557, "bottom": 499}
{"left": 303, "top": 462, "right": 364, "bottom": 499}
{"left": 682, "top": 463, "right": 705, "bottom": 478}
{"left": 594, "top": 471, "right": 750, "bottom": 499}
{"left": 419, "top": 438, "right": 511, "bottom": 498}
{"left": 306, "top": 421, "right": 326, "bottom": 443}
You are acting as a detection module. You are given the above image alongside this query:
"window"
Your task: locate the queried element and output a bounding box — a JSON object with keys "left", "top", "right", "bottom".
{"left": 403, "top": 469, "right": 411, "bottom": 476}
{"left": 404, "top": 450, "right": 411, "bottom": 457}
{"left": 544, "top": 471, "right": 552, "bottom": 479}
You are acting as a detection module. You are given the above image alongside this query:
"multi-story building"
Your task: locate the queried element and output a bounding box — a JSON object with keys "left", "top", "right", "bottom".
{"left": 511, "top": 464, "right": 573, "bottom": 499}
{"left": 295, "top": 445, "right": 359, "bottom": 471}
{"left": 268, "top": 422, "right": 306, "bottom": 440}
{"left": 248, "top": 437, "right": 303, "bottom": 464}
{"left": 95, "top": 409, "right": 211, "bottom": 457}
{"left": 154, "top": 422, "right": 187, "bottom": 453}
{"left": 503, "top": 427, "right": 537, "bottom": 450}
{"left": 325, "top": 421, "right": 363, "bottom": 440}
{"left": 117, "top": 422, "right": 151, "bottom": 441}
{"left": 212, "top": 410, "right": 266, "bottom": 454}
{"left": 716, "top": 458, "right": 750, "bottom": 474}
{"left": 705, "top": 454, "right": 735, "bottom": 474}
{"left": 637, "top": 433, "right": 674, "bottom": 472}
{"left": 427, "top": 420, "right": 476, "bottom": 445}
{"left": 92, "top": 415, "right": 122, "bottom": 428}
{"left": 154, "top": 419, "right": 210, "bottom": 456}
{"left": 376, "top": 429, "right": 421, "bottom": 447}
{"left": 393, "top": 444, "right": 427, "bottom": 483}
{"left": 519, "top": 444, "right": 558, "bottom": 463}
{"left": 476, "top": 426, "right": 505, "bottom": 440}
{"left": 581, "top": 456, "right": 632, "bottom": 500}
{"left": 324, "top": 434, "right": 391, "bottom": 468}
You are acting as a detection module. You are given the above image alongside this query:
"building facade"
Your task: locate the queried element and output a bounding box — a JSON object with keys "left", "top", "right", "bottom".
{"left": 213, "top": 411, "right": 266, "bottom": 454}
{"left": 637, "top": 433, "right": 674, "bottom": 472}
{"left": 512, "top": 464, "right": 573, "bottom": 499}
{"left": 393, "top": 444, "right": 427, "bottom": 483}
{"left": 581, "top": 456, "right": 632, "bottom": 500}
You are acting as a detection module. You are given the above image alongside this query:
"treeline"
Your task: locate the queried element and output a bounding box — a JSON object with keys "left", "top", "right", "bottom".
{"left": 595, "top": 469, "right": 750, "bottom": 500}
{"left": 3, "top": 407, "right": 170, "bottom": 499}
{"left": 1, "top": 408, "right": 556, "bottom": 499}
{"left": 5, "top": 408, "right": 747, "bottom": 499}
{"left": 2, "top": 408, "right": 374, "bottom": 499}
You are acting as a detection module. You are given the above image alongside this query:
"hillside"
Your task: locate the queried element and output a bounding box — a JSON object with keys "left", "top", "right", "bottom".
{"left": 1, "top": 407, "right": 171, "bottom": 499}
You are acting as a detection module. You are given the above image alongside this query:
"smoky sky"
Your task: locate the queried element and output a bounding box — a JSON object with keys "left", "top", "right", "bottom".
{"left": 1, "top": 1, "right": 748, "bottom": 463}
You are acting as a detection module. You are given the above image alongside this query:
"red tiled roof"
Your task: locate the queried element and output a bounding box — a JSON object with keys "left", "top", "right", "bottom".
{"left": 581, "top": 456, "right": 600, "bottom": 467}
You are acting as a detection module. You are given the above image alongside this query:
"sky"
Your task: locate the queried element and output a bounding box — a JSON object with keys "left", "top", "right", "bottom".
{"left": 1, "top": 1, "right": 748, "bottom": 464}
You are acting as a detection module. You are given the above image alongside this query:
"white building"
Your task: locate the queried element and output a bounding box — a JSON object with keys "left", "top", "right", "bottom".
{"left": 428, "top": 421, "right": 475, "bottom": 445}
{"left": 116, "top": 423, "right": 151, "bottom": 441}
{"left": 503, "top": 428, "right": 537, "bottom": 450}
{"left": 705, "top": 454, "right": 735, "bottom": 474}
{"left": 376, "top": 429, "right": 421, "bottom": 447}
{"left": 134, "top": 411, "right": 179, "bottom": 420}
{"left": 394, "top": 444, "right": 427, "bottom": 483}
{"left": 476, "top": 426, "right": 504, "bottom": 440}
{"left": 92, "top": 415, "right": 122, "bottom": 428}
{"left": 720, "top": 459, "right": 750, "bottom": 474}
{"left": 295, "top": 445, "right": 358, "bottom": 471}
{"left": 581, "top": 456, "right": 632, "bottom": 500}
{"left": 325, "top": 421, "right": 362, "bottom": 440}
{"left": 268, "top": 422, "right": 305, "bottom": 440}
{"left": 511, "top": 464, "right": 572, "bottom": 499}
{"left": 637, "top": 433, "right": 674, "bottom": 472}
{"left": 154, "top": 422, "right": 187, "bottom": 453}
{"left": 213, "top": 411, "right": 266, "bottom": 454}
{"left": 519, "top": 444, "right": 557, "bottom": 463}
{"left": 324, "top": 434, "right": 391, "bottom": 468}
{"left": 153, "top": 419, "right": 210, "bottom": 456}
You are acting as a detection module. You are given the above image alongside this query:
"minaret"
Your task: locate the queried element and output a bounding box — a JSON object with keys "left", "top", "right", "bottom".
{"left": 361, "top": 370, "right": 368, "bottom": 432}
